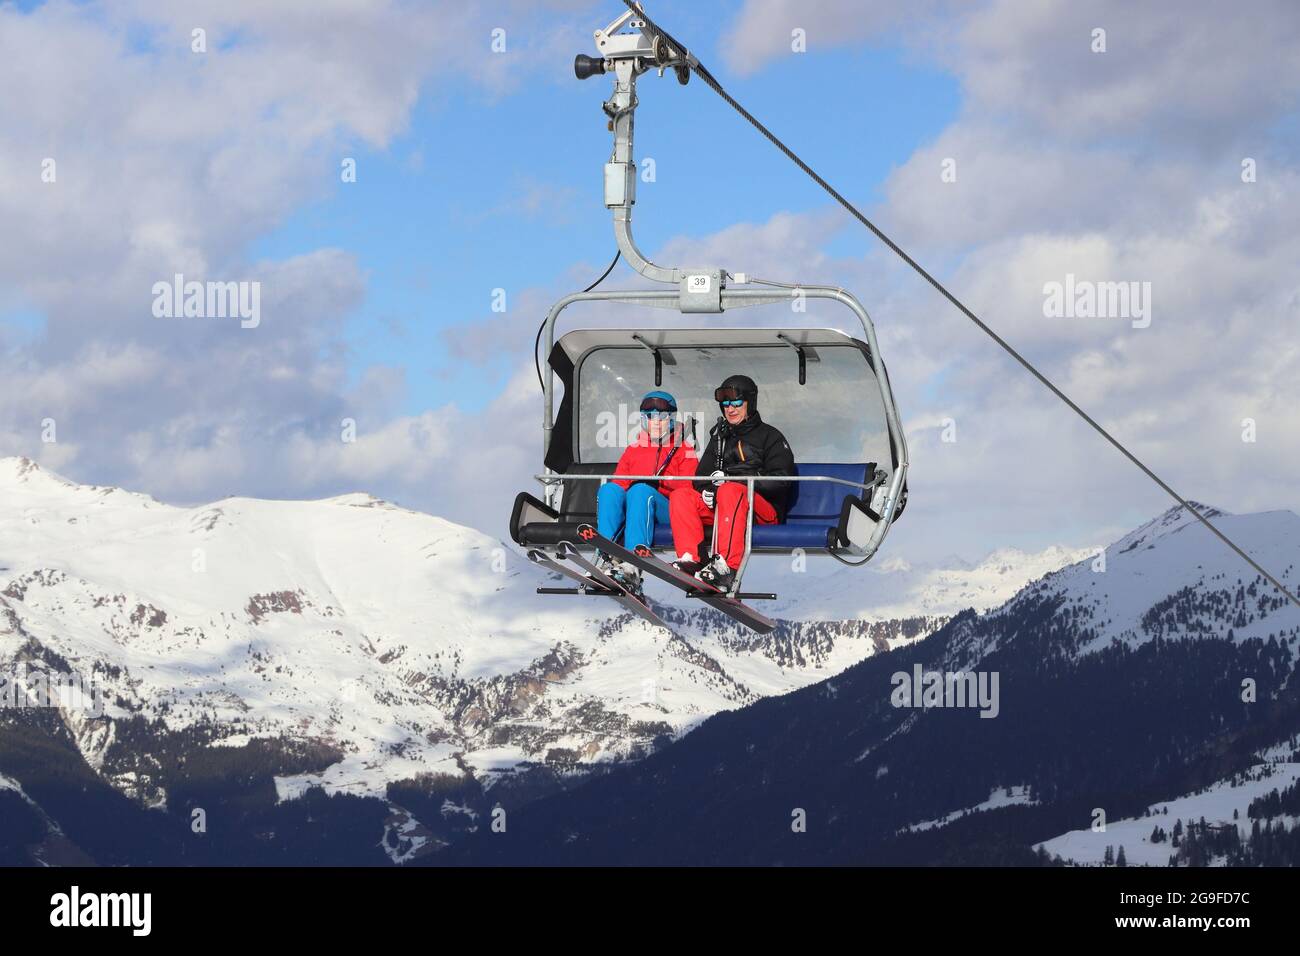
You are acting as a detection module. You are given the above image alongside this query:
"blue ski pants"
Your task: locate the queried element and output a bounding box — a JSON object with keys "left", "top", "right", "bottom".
{"left": 597, "top": 481, "right": 669, "bottom": 552}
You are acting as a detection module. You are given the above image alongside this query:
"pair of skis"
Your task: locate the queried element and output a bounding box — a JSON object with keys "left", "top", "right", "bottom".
{"left": 527, "top": 541, "right": 670, "bottom": 630}
{"left": 528, "top": 524, "right": 774, "bottom": 634}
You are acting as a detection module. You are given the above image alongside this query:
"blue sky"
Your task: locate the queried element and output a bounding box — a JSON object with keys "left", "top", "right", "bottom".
{"left": 246, "top": 0, "right": 961, "bottom": 415}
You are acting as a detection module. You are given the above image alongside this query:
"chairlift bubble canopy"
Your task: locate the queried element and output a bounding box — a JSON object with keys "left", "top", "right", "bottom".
{"left": 513, "top": 288, "right": 908, "bottom": 564}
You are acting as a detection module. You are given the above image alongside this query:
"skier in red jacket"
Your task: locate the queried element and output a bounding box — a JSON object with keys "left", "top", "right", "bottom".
{"left": 595, "top": 390, "right": 699, "bottom": 592}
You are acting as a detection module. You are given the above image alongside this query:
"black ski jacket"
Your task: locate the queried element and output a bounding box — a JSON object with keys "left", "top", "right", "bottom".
{"left": 695, "top": 412, "right": 796, "bottom": 519}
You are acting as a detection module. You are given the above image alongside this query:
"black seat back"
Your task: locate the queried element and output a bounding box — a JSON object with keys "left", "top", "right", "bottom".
{"left": 559, "top": 462, "right": 617, "bottom": 519}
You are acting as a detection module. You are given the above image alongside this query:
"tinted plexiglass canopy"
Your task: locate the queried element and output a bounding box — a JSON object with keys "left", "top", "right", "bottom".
{"left": 558, "top": 327, "right": 894, "bottom": 469}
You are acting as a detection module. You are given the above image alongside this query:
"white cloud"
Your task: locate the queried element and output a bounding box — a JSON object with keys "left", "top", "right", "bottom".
{"left": 724, "top": 0, "right": 1300, "bottom": 148}
{"left": 0, "top": 0, "right": 592, "bottom": 519}
{"left": 720, "top": 0, "right": 956, "bottom": 77}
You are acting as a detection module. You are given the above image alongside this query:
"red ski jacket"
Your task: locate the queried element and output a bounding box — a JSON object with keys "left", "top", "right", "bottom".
{"left": 612, "top": 428, "right": 699, "bottom": 497}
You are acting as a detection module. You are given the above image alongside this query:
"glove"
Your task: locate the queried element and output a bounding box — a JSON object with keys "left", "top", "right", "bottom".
{"left": 702, "top": 469, "right": 724, "bottom": 508}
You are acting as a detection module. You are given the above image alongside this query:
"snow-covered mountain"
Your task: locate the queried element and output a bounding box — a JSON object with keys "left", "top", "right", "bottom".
{"left": 0, "top": 455, "right": 1070, "bottom": 835}
{"left": 438, "top": 500, "right": 1300, "bottom": 865}
{"left": 24, "top": 456, "right": 1288, "bottom": 865}
{"left": 1036, "top": 738, "right": 1300, "bottom": 866}
{"left": 746, "top": 544, "right": 1093, "bottom": 623}
{"left": 943, "top": 501, "right": 1300, "bottom": 668}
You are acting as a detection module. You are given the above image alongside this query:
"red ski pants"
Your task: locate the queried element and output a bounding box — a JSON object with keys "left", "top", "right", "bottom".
{"left": 669, "top": 483, "right": 777, "bottom": 570}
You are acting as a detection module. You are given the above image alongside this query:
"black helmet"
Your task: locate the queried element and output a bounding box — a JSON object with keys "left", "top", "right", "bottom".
{"left": 714, "top": 374, "right": 758, "bottom": 412}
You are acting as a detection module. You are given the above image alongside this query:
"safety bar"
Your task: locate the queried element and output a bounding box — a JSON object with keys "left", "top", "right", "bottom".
{"left": 531, "top": 472, "right": 886, "bottom": 494}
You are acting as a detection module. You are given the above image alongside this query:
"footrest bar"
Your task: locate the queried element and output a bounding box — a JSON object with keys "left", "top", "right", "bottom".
{"left": 537, "top": 586, "right": 618, "bottom": 596}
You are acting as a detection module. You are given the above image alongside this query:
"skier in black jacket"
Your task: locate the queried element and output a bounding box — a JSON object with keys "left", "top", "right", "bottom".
{"left": 667, "top": 373, "right": 795, "bottom": 590}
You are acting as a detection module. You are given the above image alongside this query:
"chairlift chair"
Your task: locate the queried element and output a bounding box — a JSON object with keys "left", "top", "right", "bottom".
{"left": 510, "top": 4, "right": 909, "bottom": 629}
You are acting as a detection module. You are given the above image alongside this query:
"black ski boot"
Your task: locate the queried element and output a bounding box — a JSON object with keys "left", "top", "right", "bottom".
{"left": 672, "top": 555, "right": 704, "bottom": 575}
{"left": 695, "top": 554, "right": 736, "bottom": 592}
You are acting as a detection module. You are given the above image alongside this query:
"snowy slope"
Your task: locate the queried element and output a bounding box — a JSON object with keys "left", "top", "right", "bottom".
{"left": 0, "top": 457, "right": 725, "bottom": 800}
{"left": 743, "top": 545, "right": 1093, "bottom": 623}
{"left": 949, "top": 502, "right": 1300, "bottom": 666}
{"left": 900, "top": 785, "right": 1038, "bottom": 833}
{"left": 888, "top": 504, "right": 1300, "bottom": 861}
{"left": 0, "top": 456, "right": 1063, "bottom": 809}
{"left": 1038, "top": 749, "right": 1300, "bottom": 866}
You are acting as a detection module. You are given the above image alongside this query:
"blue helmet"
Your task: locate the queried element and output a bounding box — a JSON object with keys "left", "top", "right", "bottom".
{"left": 639, "top": 390, "right": 677, "bottom": 426}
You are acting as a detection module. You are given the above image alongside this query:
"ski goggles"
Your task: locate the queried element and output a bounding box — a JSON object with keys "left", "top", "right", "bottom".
{"left": 714, "top": 386, "right": 749, "bottom": 405}
{"left": 639, "top": 396, "right": 677, "bottom": 414}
